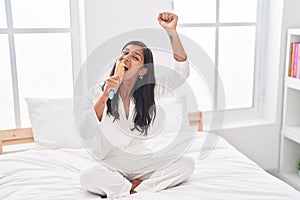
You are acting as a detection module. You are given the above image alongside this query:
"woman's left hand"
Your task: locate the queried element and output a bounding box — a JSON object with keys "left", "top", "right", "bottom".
{"left": 158, "top": 12, "right": 178, "bottom": 31}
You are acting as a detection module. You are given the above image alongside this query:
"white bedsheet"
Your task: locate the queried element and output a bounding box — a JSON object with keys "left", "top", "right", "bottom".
{"left": 0, "top": 132, "right": 299, "bottom": 200}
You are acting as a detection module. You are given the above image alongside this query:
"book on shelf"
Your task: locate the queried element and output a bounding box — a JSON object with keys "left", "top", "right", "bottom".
{"left": 298, "top": 48, "right": 300, "bottom": 79}
{"left": 294, "top": 42, "right": 299, "bottom": 78}
{"left": 289, "top": 42, "right": 300, "bottom": 79}
{"left": 289, "top": 43, "right": 295, "bottom": 77}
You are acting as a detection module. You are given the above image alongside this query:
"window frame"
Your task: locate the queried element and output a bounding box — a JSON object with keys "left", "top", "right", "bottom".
{"left": 172, "top": 0, "right": 266, "bottom": 129}
{"left": 0, "top": 0, "right": 82, "bottom": 128}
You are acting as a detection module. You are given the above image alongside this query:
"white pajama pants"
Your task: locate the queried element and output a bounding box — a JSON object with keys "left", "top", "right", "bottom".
{"left": 80, "top": 156, "right": 195, "bottom": 198}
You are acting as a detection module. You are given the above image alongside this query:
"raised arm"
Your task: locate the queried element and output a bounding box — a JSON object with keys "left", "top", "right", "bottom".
{"left": 155, "top": 12, "right": 189, "bottom": 96}
{"left": 158, "top": 12, "right": 187, "bottom": 62}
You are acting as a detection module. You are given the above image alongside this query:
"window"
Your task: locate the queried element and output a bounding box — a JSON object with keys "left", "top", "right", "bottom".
{"left": 0, "top": 0, "right": 79, "bottom": 129}
{"left": 174, "top": 0, "right": 262, "bottom": 114}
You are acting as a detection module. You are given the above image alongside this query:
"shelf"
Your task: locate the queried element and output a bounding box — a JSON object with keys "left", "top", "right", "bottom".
{"left": 285, "top": 77, "right": 300, "bottom": 91}
{"left": 280, "top": 29, "right": 300, "bottom": 192}
{"left": 284, "top": 126, "right": 300, "bottom": 144}
{"left": 280, "top": 172, "right": 300, "bottom": 191}
{"left": 288, "top": 29, "right": 300, "bottom": 36}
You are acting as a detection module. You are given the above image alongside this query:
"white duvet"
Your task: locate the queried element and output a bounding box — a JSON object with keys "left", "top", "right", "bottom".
{"left": 0, "top": 132, "right": 299, "bottom": 200}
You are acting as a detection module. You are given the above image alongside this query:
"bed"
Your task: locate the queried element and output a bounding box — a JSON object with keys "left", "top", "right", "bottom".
{"left": 0, "top": 99, "right": 299, "bottom": 200}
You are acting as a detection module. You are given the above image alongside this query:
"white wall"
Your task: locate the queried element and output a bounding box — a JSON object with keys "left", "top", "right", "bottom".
{"left": 84, "top": 0, "right": 172, "bottom": 56}
{"left": 81, "top": 0, "right": 173, "bottom": 89}
{"left": 79, "top": 0, "right": 300, "bottom": 170}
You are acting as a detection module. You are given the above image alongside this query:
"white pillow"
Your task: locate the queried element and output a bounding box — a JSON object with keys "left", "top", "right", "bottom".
{"left": 25, "top": 98, "right": 83, "bottom": 149}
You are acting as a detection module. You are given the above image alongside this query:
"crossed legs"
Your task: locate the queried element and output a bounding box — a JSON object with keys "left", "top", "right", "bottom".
{"left": 80, "top": 156, "right": 195, "bottom": 198}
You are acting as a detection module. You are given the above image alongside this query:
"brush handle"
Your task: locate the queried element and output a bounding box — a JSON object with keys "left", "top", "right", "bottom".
{"left": 109, "top": 89, "right": 115, "bottom": 99}
{"left": 108, "top": 62, "right": 125, "bottom": 100}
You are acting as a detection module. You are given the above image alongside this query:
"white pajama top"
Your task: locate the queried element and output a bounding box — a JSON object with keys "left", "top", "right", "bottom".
{"left": 76, "top": 59, "right": 190, "bottom": 167}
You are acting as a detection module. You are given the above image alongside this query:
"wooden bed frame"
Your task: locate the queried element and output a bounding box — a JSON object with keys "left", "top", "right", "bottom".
{"left": 0, "top": 111, "right": 202, "bottom": 155}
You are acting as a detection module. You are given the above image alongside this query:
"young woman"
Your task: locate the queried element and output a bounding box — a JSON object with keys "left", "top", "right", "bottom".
{"left": 79, "top": 12, "right": 195, "bottom": 198}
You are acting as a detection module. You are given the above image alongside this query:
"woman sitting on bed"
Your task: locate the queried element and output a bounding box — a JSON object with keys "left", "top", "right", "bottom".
{"left": 80, "top": 12, "right": 195, "bottom": 198}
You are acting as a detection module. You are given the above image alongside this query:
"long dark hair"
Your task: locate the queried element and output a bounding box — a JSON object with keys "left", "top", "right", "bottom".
{"left": 105, "top": 41, "right": 156, "bottom": 136}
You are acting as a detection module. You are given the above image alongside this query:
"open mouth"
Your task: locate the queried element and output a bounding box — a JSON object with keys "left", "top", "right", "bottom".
{"left": 123, "top": 66, "right": 129, "bottom": 71}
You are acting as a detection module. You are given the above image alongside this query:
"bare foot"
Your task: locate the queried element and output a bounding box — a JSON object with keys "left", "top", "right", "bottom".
{"left": 130, "top": 179, "right": 142, "bottom": 194}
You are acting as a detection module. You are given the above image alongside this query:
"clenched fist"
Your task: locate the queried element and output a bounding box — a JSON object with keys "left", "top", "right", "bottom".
{"left": 158, "top": 12, "right": 178, "bottom": 31}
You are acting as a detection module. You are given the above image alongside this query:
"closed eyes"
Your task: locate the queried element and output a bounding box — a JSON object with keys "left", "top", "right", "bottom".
{"left": 122, "top": 50, "right": 141, "bottom": 61}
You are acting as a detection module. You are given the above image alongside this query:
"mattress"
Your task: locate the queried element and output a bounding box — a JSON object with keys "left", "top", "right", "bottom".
{"left": 0, "top": 132, "right": 299, "bottom": 200}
